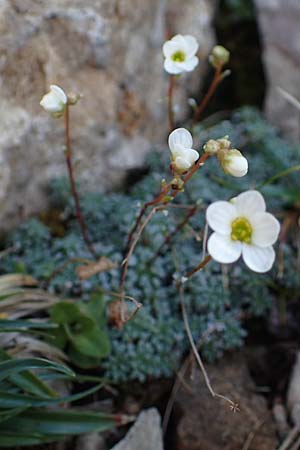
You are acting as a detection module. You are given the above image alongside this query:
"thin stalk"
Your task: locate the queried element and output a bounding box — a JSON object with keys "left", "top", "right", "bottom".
{"left": 181, "top": 152, "right": 210, "bottom": 185}
{"left": 64, "top": 104, "right": 96, "bottom": 259}
{"left": 179, "top": 283, "right": 237, "bottom": 409}
{"left": 149, "top": 204, "right": 198, "bottom": 263}
{"left": 168, "top": 75, "right": 175, "bottom": 131}
{"left": 192, "top": 65, "right": 223, "bottom": 127}
{"left": 121, "top": 206, "right": 160, "bottom": 295}
{"left": 185, "top": 254, "right": 212, "bottom": 279}
{"left": 124, "top": 181, "right": 172, "bottom": 256}
{"left": 111, "top": 206, "right": 163, "bottom": 327}
{"left": 257, "top": 165, "right": 300, "bottom": 189}
{"left": 125, "top": 153, "right": 210, "bottom": 258}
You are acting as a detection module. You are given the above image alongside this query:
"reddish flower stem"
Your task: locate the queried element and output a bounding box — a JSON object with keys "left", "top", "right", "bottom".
{"left": 64, "top": 104, "right": 97, "bottom": 259}
{"left": 149, "top": 204, "right": 198, "bottom": 263}
{"left": 124, "top": 181, "right": 172, "bottom": 256}
{"left": 168, "top": 75, "right": 175, "bottom": 131}
{"left": 192, "top": 65, "right": 223, "bottom": 126}
{"left": 184, "top": 254, "right": 212, "bottom": 279}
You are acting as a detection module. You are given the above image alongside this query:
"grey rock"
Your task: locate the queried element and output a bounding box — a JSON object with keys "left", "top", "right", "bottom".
{"left": 75, "top": 432, "right": 107, "bottom": 450}
{"left": 0, "top": 0, "right": 216, "bottom": 228}
{"left": 255, "top": 0, "right": 300, "bottom": 142}
{"left": 110, "top": 408, "right": 163, "bottom": 450}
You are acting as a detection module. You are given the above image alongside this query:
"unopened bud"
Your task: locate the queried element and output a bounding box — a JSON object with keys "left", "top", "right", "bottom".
{"left": 203, "top": 139, "right": 220, "bottom": 155}
{"left": 67, "top": 92, "right": 81, "bottom": 105}
{"left": 209, "top": 45, "right": 230, "bottom": 68}
{"left": 217, "top": 136, "right": 231, "bottom": 150}
{"left": 171, "top": 177, "right": 185, "bottom": 191}
{"left": 220, "top": 149, "right": 248, "bottom": 178}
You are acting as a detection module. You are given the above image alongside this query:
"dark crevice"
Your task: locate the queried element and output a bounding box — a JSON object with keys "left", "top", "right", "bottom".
{"left": 199, "top": 0, "right": 266, "bottom": 118}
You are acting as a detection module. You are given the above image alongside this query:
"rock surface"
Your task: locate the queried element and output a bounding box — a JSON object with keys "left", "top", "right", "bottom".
{"left": 0, "top": 0, "right": 216, "bottom": 228}
{"left": 110, "top": 408, "right": 164, "bottom": 450}
{"left": 174, "top": 354, "right": 278, "bottom": 450}
{"left": 255, "top": 0, "right": 300, "bottom": 142}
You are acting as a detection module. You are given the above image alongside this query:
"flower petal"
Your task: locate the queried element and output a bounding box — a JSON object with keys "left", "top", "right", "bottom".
{"left": 234, "top": 190, "right": 266, "bottom": 216}
{"left": 182, "top": 35, "right": 199, "bottom": 56}
{"left": 242, "top": 244, "right": 275, "bottom": 273}
{"left": 208, "top": 232, "right": 242, "bottom": 264}
{"left": 251, "top": 212, "right": 280, "bottom": 247}
{"left": 164, "top": 58, "right": 182, "bottom": 74}
{"left": 40, "top": 94, "right": 62, "bottom": 112}
{"left": 50, "top": 85, "right": 67, "bottom": 104}
{"left": 185, "top": 148, "right": 199, "bottom": 165}
{"left": 174, "top": 156, "right": 191, "bottom": 171}
{"left": 168, "top": 128, "right": 193, "bottom": 153}
{"left": 206, "top": 201, "right": 237, "bottom": 234}
{"left": 162, "top": 40, "right": 180, "bottom": 58}
{"left": 223, "top": 152, "right": 248, "bottom": 177}
{"left": 170, "top": 34, "right": 187, "bottom": 47}
{"left": 180, "top": 56, "right": 199, "bottom": 72}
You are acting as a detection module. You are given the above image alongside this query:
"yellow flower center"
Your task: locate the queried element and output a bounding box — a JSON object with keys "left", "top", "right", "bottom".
{"left": 172, "top": 51, "right": 186, "bottom": 62}
{"left": 231, "top": 217, "right": 253, "bottom": 244}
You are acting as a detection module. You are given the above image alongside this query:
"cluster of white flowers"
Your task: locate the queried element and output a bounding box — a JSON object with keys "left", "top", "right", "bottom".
{"left": 40, "top": 35, "right": 280, "bottom": 275}
{"left": 166, "top": 127, "right": 280, "bottom": 273}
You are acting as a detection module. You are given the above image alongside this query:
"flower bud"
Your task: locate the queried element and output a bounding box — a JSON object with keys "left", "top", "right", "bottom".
{"left": 67, "top": 92, "right": 81, "bottom": 105}
{"left": 209, "top": 45, "right": 230, "bottom": 68}
{"left": 171, "top": 176, "right": 185, "bottom": 191}
{"left": 40, "top": 85, "right": 67, "bottom": 118}
{"left": 220, "top": 149, "right": 248, "bottom": 178}
{"left": 203, "top": 139, "right": 220, "bottom": 155}
{"left": 217, "top": 136, "right": 231, "bottom": 150}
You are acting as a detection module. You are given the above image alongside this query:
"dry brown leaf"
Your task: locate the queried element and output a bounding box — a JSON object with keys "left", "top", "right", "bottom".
{"left": 76, "top": 256, "right": 118, "bottom": 280}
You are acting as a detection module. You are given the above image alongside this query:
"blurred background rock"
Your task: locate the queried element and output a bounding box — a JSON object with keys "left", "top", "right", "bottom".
{"left": 0, "top": 0, "right": 298, "bottom": 228}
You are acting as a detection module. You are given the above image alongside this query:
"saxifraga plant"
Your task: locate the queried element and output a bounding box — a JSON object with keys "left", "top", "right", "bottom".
{"left": 1, "top": 108, "right": 298, "bottom": 384}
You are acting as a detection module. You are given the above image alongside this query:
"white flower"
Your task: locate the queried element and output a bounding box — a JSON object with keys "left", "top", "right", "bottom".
{"left": 40, "top": 85, "right": 67, "bottom": 117}
{"left": 206, "top": 190, "right": 280, "bottom": 273}
{"left": 221, "top": 149, "right": 248, "bottom": 177}
{"left": 163, "top": 35, "right": 199, "bottom": 75}
{"left": 168, "top": 128, "right": 199, "bottom": 173}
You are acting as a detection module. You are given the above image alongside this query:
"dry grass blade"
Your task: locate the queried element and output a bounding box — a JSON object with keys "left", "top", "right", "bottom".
{"left": 0, "top": 274, "right": 65, "bottom": 363}
{"left": 9, "top": 336, "right": 68, "bottom": 362}
{"left": 277, "top": 87, "right": 300, "bottom": 111}
{"left": 0, "top": 274, "right": 37, "bottom": 291}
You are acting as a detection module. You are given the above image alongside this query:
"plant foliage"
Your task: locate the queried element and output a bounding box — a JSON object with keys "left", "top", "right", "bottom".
{"left": 1, "top": 107, "right": 299, "bottom": 383}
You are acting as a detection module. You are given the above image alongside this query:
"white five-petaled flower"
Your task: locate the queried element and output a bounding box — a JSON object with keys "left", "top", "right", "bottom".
{"left": 206, "top": 190, "right": 280, "bottom": 273}
{"left": 163, "top": 35, "right": 199, "bottom": 75}
{"left": 168, "top": 128, "right": 199, "bottom": 173}
{"left": 40, "top": 85, "right": 67, "bottom": 118}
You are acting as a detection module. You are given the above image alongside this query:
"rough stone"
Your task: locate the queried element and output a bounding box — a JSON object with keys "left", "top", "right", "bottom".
{"left": 110, "top": 408, "right": 164, "bottom": 450}
{"left": 255, "top": 0, "right": 300, "bottom": 142}
{"left": 0, "top": 0, "right": 216, "bottom": 228}
{"left": 175, "top": 354, "right": 278, "bottom": 450}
